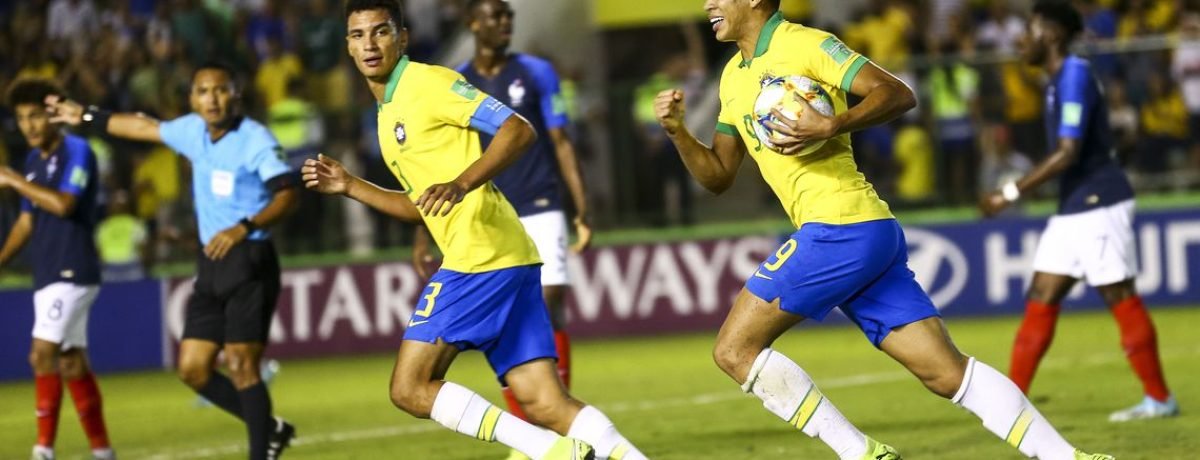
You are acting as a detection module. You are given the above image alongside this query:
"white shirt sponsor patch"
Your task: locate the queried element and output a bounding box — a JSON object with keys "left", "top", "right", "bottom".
{"left": 211, "top": 170, "right": 235, "bottom": 197}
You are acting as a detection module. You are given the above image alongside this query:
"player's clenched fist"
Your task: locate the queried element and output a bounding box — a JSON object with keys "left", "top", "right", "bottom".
{"left": 302, "top": 154, "right": 353, "bottom": 195}
{"left": 654, "top": 89, "right": 686, "bottom": 135}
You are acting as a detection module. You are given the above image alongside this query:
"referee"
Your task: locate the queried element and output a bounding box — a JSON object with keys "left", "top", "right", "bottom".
{"left": 47, "top": 62, "right": 299, "bottom": 459}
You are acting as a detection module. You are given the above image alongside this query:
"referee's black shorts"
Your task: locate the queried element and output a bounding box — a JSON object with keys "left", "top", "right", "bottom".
{"left": 182, "top": 240, "right": 281, "bottom": 344}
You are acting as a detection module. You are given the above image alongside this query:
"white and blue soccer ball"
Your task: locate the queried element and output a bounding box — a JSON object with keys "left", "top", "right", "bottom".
{"left": 752, "top": 75, "right": 835, "bottom": 155}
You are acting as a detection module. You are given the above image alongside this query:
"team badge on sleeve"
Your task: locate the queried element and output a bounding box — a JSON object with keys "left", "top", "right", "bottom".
{"left": 819, "top": 36, "right": 853, "bottom": 65}
{"left": 69, "top": 168, "right": 89, "bottom": 188}
{"left": 452, "top": 80, "right": 480, "bottom": 99}
{"left": 1062, "top": 102, "right": 1083, "bottom": 128}
{"left": 394, "top": 122, "right": 407, "bottom": 145}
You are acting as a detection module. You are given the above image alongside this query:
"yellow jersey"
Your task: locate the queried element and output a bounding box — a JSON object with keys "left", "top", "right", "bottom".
{"left": 716, "top": 12, "right": 893, "bottom": 228}
{"left": 376, "top": 56, "right": 540, "bottom": 273}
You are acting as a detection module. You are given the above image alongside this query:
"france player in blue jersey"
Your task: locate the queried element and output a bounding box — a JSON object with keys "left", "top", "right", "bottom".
{"left": 0, "top": 79, "right": 115, "bottom": 460}
{"left": 980, "top": 0, "right": 1177, "bottom": 423}
{"left": 46, "top": 63, "right": 300, "bottom": 459}
{"left": 411, "top": 0, "right": 594, "bottom": 446}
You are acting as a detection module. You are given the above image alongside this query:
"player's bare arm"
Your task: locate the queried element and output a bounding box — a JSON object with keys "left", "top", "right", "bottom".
{"left": 411, "top": 225, "right": 436, "bottom": 280}
{"left": 655, "top": 89, "right": 747, "bottom": 194}
{"left": 980, "top": 137, "right": 1081, "bottom": 217}
{"left": 303, "top": 154, "right": 423, "bottom": 222}
{"left": 0, "top": 212, "right": 32, "bottom": 271}
{"left": 548, "top": 127, "right": 592, "bottom": 252}
{"left": 416, "top": 114, "right": 537, "bottom": 216}
{"left": 0, "top": 166, "right": 78, "bottom": 217}
{"left": 203, "top": 187, "right": 298, "bottom": 261}
{"left": 44, "top": 95, "right": 163, "bottom": 143}
{"left": 765, "top": 62, "right": 916, "bottom": 155}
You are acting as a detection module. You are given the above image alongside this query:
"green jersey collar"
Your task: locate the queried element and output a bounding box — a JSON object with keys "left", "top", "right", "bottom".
{"left": 382, "top": 55, "right": 410, "bottom": 105}
{"left": 740, "top": 11, "right": 785, "bottom": 68}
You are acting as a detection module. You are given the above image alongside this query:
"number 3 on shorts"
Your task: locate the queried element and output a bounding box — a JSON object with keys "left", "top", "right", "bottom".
{"left": 763, "top": 239, "right": 798, "bottom": 272}
{"left": 414, "top": 282, "right": 443, "bottom": 319}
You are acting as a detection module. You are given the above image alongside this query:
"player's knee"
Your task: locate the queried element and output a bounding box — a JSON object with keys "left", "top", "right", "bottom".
{"left": 388, "top": 381, "right": 433, "bottom": 418}
{"left": 711, "top": 341, "right": 755, "bottom": 381}
{"left": 28, "top": 347, "right": 56, "bottom": 372}
{"left": 1098, "top": 284, "right": 1136, "bottom": 306}
{"left": 919, "top": 359, "right": 969, "bottom": 399}
{"left": 521, "top": 398, "right": 563, "bottom": 428}
{"left": 222, "top": 348, "right": 262, "bottom": 389}
{"left": 516, "top": 390, "right": 573, "bottom": 428}
{"left": 57, "top": 352, "right": 86, "bottom": 379}
{"left": 177, "top": 362, "right": 212, "bottom": 390}
{"left": 227, "top": 366, "right": 262, "bottom": 389}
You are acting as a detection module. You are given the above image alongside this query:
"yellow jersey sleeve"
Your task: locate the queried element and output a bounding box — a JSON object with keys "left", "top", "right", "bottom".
{"left": 799, "top": 30, "right": 871, "bottom": 94}
{"left": 422, "top": 66, "right": 489, "bottom": 128}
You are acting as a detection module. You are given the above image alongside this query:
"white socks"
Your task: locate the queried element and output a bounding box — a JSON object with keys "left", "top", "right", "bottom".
{"left": 742, "top": 348, "right": 867, "bottom": 460}
{"left": 567, "top": 405, "right": 647, "bottom": 460}
{"left": 953, "top": 357, "right": 1076, "bottom": 460}
{"left": 431, "top": 381, "right": 559, "bottom": 459}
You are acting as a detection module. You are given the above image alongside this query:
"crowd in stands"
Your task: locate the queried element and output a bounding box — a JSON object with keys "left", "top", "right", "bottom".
{"left": 829, "top": 0, "right": 1200, "bottom": 206}
{"left": 0, "top": 0, "right": 1197, "bottom": 277}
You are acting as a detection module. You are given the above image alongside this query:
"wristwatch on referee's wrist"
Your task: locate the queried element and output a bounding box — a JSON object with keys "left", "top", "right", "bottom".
{"left": 1001, "top": 181, "right": 1021, "bottom": 203}
{"left": 238, "top": 217, "right": 258, "bottom": 232}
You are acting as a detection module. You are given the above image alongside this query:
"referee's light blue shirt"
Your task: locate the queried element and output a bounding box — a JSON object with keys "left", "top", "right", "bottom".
{"left": 159, "top": 114, "right": 291, "bottom": 245}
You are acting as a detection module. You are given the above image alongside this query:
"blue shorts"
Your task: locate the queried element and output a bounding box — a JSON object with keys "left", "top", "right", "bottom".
{"left": 403, "top": 265, "right": 556, "bottom": 380}
{"left": 745, "top": 219, "right": 940, "bottom": 347}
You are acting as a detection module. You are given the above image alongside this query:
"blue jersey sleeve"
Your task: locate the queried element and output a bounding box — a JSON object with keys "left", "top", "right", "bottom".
{"left": 158, "top": 114, "right": 205, "bottom": 159}
{"left": 247, "top": 131, "right": 291, "bottom": 182}
{"left": 1057, "top": 61, "right": 1093, "bottom": 140}
{"left": 468, "top": 97, "right": 516, "bottom": 135}
{"left": 20, "top": 154, "right": 34, "bottom": 212}
{"left": 519, "top": 55, "right": 570, "bottom": 130}
{"left": 57, "top": 138, "right": 94, "bottom": 196}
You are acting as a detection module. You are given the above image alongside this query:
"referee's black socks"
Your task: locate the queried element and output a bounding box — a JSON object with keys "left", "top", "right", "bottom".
{"left": 239, "top": 381, "right": 273, "bottom": 460}
{"left": 198, "top": 373, "right": 244, "bottom": 418}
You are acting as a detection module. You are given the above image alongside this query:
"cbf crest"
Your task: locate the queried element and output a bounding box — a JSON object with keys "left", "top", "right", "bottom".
{"left": 394, "top": 121, "right": 407, "bottom": 145}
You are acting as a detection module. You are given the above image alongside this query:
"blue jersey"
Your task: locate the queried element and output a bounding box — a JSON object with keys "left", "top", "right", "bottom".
{"left": 159, "top": 114, "right": 291, "bottom": 245}
{"left": 457, "top": 54, "right": 569, "bottom": 216}
{"left": 20, "top": 134, "right": 101, "bottom": 289}
{"left": 1045, "top": 55, "right": 1134, "bottom": 214}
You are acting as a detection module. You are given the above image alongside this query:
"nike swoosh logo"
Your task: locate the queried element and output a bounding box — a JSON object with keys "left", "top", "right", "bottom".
{"left": 408, "top": 320, "right": 429, "bottom": 327}
{"left": 753, "top": 270, "right": 773, "bottom": 280}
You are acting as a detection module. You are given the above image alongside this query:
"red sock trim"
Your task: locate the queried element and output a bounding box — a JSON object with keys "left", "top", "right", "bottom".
{"left": 1112, "top": 296, "right": 1171, "bottom": 401}
{"left": 35, "top": 373, "right": 63, "bottom": 448}
{"left": 67, "top": 372, "right": 111, "bottom": 449}
{"left": 1009, "top": 300, "right": 1060, "bottom": 394}
{"left": 554, "top": 331, "right": 571, "bottom": 389}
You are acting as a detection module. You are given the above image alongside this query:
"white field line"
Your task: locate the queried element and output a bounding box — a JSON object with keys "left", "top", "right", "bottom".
{"left": 106, "top": 345, "right": 1200, "bottom": 460}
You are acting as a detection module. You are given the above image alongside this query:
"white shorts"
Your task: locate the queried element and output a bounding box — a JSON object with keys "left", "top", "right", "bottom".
{"left": 518, "top": 210, "right": 569, "bottom": 287}
{"left": 32, "top": 282, "right": 100, "bottom": 349}
{"left": 1032, "top": 199, "right": 1138, "bottom": 286}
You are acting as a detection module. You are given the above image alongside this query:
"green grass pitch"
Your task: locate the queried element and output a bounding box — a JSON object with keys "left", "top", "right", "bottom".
{"left": 2, "top": 308, "right": 1197, "bottom": 459}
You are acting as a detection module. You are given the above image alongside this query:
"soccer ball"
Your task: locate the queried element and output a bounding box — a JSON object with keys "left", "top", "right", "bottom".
{"left": 753, "top": 75, "right": 835, "bottom": 155}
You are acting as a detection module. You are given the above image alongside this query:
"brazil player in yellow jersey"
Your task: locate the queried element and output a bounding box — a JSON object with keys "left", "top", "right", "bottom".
{"left": 655, "top": 1, "right": 1113, "bottom": 459}
{"left": 301, "top": 1, "right": 644, "bottom": 459}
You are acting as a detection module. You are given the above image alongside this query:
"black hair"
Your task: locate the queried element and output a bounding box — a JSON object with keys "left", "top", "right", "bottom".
{"left": 192, "top": 61, "right": 239, "bottom": 85}
{"left": 344, "top": 0, "right": 405, "bottom": 28}
{"left": 1033, "top": 0, "right": 1084, "bottom": 45}
{"left": 6, "top": 78, "right": 64, "bottom": 108}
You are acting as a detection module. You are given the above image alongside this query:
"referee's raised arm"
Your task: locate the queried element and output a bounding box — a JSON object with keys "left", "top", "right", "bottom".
{"left": 43, "top": 94, "right": 163, "bottom": 144}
